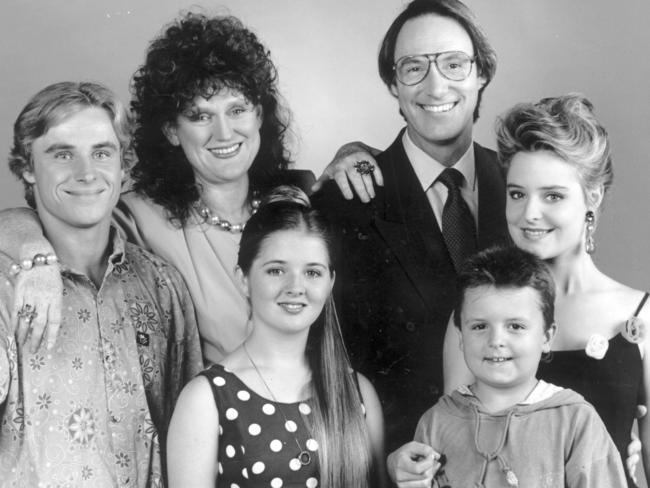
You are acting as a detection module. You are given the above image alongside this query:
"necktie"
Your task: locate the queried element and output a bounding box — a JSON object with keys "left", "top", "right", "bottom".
{"left": 437, "top": 168, "right": 477, "bottom": 271}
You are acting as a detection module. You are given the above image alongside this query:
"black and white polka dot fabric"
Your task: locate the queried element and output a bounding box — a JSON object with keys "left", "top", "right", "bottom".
{"left": 201, "top": 364, "right": 320, "bottom": 487}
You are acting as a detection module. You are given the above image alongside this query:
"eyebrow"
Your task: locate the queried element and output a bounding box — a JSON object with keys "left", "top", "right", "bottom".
{"left": 465, "top": 317, "right": 530, "bottom": 323}
{"left": 190, "top": 96, "right": 253, "bottom": 110}
{"left": 44, "top": 141, "right": 119, "bottom": 153}
{"left": 506, "top": 183, "right": 569, "bottom": 191}
{"left": 262, "top": 260, "right": 328, "bottom": 268}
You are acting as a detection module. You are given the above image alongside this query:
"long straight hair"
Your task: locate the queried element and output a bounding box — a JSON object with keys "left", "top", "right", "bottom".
{"left": 238, "top": 186, "right": 372, "bottom": 487}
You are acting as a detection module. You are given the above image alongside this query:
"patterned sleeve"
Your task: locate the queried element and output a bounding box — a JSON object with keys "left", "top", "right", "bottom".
{"left": 0, "top": 256, "right": 16, "bottom": 404}
{"left": 156, "top": 259, "right": 204, "bottom": 399}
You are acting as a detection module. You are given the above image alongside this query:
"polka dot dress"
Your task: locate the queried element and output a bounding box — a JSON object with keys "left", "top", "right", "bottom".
{"left": 201, "top": 364, "right": 320, "bottom": 487}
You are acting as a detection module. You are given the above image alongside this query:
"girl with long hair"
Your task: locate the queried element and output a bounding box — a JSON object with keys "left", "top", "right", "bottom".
{"left": 167, "top": 186, "right": 386, "bottom": 487}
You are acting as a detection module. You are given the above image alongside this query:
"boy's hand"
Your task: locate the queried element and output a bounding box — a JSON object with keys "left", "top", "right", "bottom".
{"left": 387, "top": 441, "right": 440, "bottom": 487}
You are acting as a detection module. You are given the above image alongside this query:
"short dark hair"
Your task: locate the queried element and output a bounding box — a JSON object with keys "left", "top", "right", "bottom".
{"left": 130, "top": 13, "right": 292, "bottom": 224}
{"left": 378, "top": 0, "right": 497, "bottom": 121}
{"left": 9, "top": 81, "right": 133, "bottom": 208}
{"left": 453, "top": 246, "right": 555, "bottom": 330}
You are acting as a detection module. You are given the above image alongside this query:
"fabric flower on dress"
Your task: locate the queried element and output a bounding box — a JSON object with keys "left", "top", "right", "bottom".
{"left": 623, "top": 316, "right": 646, "bottom": 344}
{"left": 585, "top": 334, "right": 609, "bottom": 359}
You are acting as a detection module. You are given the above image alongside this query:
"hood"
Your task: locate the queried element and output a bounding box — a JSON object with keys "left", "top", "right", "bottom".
{"left": 439, "top": 380, "right": 587, "bottom": 418}
{"left": 435, "top": 381, "right": 589, "bottom": 488}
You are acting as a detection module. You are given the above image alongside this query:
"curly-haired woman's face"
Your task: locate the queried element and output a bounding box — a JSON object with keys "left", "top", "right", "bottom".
{"left": 163, "top": 89, "right": 262, "bottom": 187}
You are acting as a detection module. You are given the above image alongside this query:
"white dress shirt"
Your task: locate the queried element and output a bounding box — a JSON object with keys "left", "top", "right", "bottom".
{"left": 402, "top": 130, "right": 478, "bottom": 229}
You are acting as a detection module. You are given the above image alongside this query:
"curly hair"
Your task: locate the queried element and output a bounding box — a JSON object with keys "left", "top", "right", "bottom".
{"left": 9, "top": 81, "right": 134, "bottom": 208}
{"left": 496, "top": 93, "right": 613, "bottom": 210}
{"left": 130, "top": 13, "right": 292, "bottom": 224}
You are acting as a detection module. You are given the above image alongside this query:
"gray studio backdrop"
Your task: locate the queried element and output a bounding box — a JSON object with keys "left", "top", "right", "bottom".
{"left": 1, "top": 1, "right": 649, "bottom": 482}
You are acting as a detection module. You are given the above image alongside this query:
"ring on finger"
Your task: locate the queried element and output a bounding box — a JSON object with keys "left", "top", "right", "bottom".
{"left": 354, "top": 160, "right": 375, "bottom": 176}
{"left": 17, "top": 304, "right": 38, "bottom": 323}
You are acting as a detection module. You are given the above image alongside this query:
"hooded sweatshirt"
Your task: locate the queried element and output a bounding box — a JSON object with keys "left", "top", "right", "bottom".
{"left": 414, "top": 381, "right": 627, "bottom": 488}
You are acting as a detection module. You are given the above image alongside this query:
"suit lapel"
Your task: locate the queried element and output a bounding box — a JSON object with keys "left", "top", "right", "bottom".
{"left": 372, "top": 135, "right": 445, "bottom": 308}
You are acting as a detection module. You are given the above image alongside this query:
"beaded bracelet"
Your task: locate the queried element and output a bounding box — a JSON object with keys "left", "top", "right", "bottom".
{"left": 9, "top": 253, "right": 59, "bottom": 276}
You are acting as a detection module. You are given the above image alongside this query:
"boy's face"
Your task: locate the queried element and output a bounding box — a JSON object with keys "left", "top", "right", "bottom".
{"left": 459, "top": 285, "right": 555, "bottom": 398}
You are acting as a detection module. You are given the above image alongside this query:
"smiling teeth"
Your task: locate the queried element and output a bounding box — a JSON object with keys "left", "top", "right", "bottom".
{"left": 486, "top": 357, "right": 510, "bottom": 362}
{"left": 209, "top": 143, "right": 240, "bottom": 156}
{"left": 280, "top": 303, "right": 305, "bottom": 312}
{"left": 523, "top": 229, "right": 551, "bottom": 237}
{"left": 422, "top": 102, "right": 455, "bottom": 113}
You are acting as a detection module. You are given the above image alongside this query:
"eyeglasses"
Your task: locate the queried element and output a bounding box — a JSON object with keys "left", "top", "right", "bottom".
{"left": 394, "top": 51, "right": 475, "bottom": 86}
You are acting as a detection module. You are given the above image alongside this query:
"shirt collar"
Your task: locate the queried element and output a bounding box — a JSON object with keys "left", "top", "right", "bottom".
{"left": 108, "top": 225, "right": 127, "bottom": 266}
{"left": 59, "top": 225, "right": 126, "bottom": 275}
{"left": 402, "top": 130, "right": 476, "bottom": 191}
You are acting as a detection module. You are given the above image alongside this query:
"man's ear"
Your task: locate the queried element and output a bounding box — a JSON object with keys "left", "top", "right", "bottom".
{"left": 478, "top": 74, "right": 487, "bottom": 90}
{"left": 235, "top": 266, "right": 250, "bottom": 298}
{"left": 162, "top": 122, "right": 180, "bottom": 146}
{"left": 389, "top": 82, "right": 399, "bottom": 98}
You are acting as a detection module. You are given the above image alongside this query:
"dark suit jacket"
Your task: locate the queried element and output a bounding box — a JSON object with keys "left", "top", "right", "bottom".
{"left": 314, "top": 132, "right": 509, "bottom": 451}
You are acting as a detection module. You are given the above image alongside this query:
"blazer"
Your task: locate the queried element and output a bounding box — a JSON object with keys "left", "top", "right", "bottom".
{"left": 314, "top": 132, "right": 509, "bottom": 451}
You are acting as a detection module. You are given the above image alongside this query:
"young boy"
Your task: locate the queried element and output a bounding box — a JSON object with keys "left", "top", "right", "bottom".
{"left": 388, "top": 246, "right": 626, "bottom": 487}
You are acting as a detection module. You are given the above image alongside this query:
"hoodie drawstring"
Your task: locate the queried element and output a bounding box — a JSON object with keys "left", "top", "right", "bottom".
{"left": 472, "top": 405, "right": 519, "bottom": 487}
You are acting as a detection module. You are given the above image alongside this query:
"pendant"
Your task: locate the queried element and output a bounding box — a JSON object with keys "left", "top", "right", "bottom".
{"left": 504, "top": 469, "right": 519, "bottom": 486}
{"left": 298, "top": 450, "right": 311, "bottom": 465}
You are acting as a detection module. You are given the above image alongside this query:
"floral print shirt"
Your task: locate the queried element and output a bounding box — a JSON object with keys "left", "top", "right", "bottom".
{"left": 0, "top": 230, "right": 203, "bottom": 487}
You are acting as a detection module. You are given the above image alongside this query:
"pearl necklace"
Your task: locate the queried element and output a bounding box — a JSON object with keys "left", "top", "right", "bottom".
{"left": 243, "top": 343, "right": 312, "bottom": 466}
{"left": 196, "top": 198, "right": 261, "bottom": 233}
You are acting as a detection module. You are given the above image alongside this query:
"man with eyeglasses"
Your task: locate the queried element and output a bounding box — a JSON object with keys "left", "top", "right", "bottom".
{"left": 313, "top": 0, "right": 508, "bottom": 452}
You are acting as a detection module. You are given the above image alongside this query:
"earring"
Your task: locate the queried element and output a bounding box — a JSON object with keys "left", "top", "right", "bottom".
{"left": 585, "top": 211, "right": 596, "bottom": 254}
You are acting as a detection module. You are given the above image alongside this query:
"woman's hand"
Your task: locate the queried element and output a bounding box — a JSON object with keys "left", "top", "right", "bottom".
{"left": 387, "top": 441, "right": 439, "bottom": 488}
{"left": 12, "top": 264, "right": 62, "bottom": 352}
{"left": 311, "top": 141, "right": 383, "bottom": 202}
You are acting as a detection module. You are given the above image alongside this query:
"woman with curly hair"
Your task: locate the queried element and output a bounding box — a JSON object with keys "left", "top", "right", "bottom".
{"left": 113, "top": 12, "right": 315, "bottom": 363}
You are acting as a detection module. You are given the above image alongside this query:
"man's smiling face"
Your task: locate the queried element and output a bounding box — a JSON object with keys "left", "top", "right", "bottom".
{"left": 391, "top": 13, "right": 484, "bottom": 160}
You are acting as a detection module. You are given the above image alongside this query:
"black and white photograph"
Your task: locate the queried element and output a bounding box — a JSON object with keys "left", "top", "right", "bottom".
{"left": 0, "top": 0, "right": 649, "bottom": 486}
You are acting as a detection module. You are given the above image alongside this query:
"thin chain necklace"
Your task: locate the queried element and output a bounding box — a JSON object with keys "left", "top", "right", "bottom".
{"left": 243, "top": 342, "right": 312, "bottom": 466}
{"left": 196, "top": 197, "right": 261, "bottom": 233}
